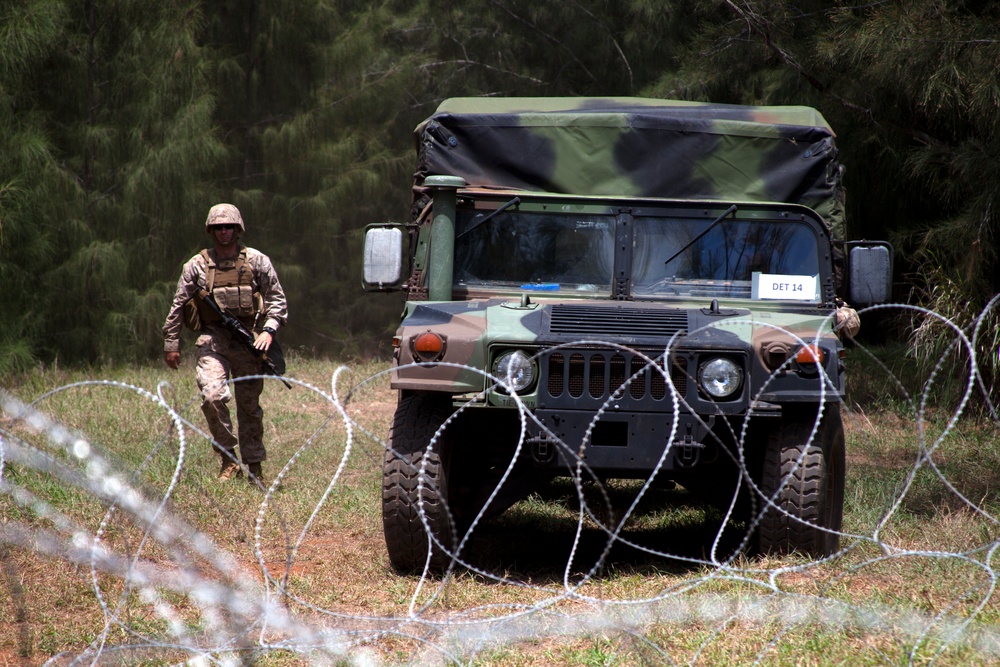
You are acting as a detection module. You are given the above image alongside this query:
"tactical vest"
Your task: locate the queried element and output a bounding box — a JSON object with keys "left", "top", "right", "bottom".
{"left": 196, "top": 247, "right": 260, "bottom": 328}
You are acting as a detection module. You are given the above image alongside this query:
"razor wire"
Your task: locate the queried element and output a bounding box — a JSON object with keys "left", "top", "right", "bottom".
{"left": 1, "top": 303, "right": 999, "bottom": 665}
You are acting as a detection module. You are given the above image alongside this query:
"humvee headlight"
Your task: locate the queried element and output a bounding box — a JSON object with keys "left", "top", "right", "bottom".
{"left": 494, "top": 350, "right": 535, "bottom": 392}
{"left": 698, "top": 357, "right": 743, "bottom": 399}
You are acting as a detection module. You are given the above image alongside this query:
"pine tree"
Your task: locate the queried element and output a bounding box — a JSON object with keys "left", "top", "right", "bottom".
{"left": 0, "top": 0, "right": 72, "bottom": 374}
{"left": 0, "top": 0, "right": 222, "bottom": 368}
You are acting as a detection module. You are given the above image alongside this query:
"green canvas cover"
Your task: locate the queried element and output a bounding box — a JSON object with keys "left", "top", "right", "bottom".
{"left": 415, "top": 97, "right": 845, "bottom": 237}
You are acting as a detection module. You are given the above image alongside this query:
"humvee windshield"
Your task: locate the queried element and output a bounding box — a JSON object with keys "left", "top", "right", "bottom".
{"left": 454, "top": 208, "right": 821, "bottom": 301}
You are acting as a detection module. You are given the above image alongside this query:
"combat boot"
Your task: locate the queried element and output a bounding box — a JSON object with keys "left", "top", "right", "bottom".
{"left": 218, "top": 458, "right": 242, "bottom": 481}
{"left": 247, "top": 462, "right": 264, "bottom": 487}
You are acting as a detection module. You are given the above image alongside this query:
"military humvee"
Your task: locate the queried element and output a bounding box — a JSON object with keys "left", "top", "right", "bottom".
{"left": 364, "top": 97, "right": 892, "bottom": 572}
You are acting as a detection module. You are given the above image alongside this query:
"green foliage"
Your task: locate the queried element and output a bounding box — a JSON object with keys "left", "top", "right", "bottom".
{"left": 1, "top": 0, "right": 219, "bottom": 364}
{"left": 907, "top": 262, "right": 1000, "bottom": 409}
{"left": 0, "top": 337, "right": 37, "bottom": 379}
{"left": 1, "top": 0, "right": 999, "bottom": 366}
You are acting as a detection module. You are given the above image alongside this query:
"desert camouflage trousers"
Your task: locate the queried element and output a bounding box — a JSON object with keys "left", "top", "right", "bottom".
{"left": 196, "top": 338, "right": 266, "bottom": 464}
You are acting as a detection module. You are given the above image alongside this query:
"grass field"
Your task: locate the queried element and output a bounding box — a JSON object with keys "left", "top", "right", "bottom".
{"left": 1, "top": 346, "right": 1000, "bottom": 666}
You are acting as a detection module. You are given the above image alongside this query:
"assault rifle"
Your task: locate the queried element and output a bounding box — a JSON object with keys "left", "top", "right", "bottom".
{"left": 196, "top": 289, "right": 292, "bottom": 389}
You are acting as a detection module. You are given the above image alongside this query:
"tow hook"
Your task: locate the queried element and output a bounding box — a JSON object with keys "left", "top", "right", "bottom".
{"left": 528, "top": 433, "right": 558, "bottom": 464}
{"left": 673, "top": 435, "right": 704, "bottom": 468}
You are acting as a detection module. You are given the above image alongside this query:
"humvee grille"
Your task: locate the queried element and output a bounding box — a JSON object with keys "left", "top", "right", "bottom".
{"left": 545, "top": 350, "right": 687, "bottom": 403}
{"left": 548, "top": 304, "right": 688, "bottom": 338}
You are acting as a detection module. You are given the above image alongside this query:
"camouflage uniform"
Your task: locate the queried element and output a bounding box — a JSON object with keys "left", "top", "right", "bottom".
{"left": 163, "top": 214, "right": 287, "bottom": 469}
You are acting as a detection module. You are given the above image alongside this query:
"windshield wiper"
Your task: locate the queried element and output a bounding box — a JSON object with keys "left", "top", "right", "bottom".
{"left": 456, "top": 196, "right": 520, "bottom": 240}
{"left": 663, "top": 204, "right": 738, "bottom": 267}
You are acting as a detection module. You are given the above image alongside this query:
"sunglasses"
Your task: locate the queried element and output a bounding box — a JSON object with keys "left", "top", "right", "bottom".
{"left": 212, "top": 224, "right": 239, "bottom": 231}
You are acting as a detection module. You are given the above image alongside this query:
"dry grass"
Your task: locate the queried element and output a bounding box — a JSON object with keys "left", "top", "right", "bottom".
{"left": 1, "top": 348, "right": 1000, "bottom": 665}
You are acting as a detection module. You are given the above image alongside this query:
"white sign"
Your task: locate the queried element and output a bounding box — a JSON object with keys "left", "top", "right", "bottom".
{"left": 752, "top": 272, "right": 818, "bottom": 301}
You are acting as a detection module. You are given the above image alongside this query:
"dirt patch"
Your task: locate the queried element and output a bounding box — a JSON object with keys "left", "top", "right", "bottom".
{"left": 260, "top": 530, "right": 384, "bottom": 579}
{"left": 0, "top": 647, "right": 35, "bottom": 667}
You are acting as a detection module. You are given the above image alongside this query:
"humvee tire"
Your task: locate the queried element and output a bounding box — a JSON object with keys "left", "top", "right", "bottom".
{"left": 382, "top": 392, "right": 457, "bottom": 573}
{"left": 757, "top": 405, "right": 845, "bottom": 557}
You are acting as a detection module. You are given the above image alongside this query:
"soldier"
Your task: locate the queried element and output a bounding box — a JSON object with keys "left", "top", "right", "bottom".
{"left": 162, "top": 203, "right": 288, "bottom": 485}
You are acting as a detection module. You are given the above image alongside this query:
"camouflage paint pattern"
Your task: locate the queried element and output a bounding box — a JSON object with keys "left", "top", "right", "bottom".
{"left": 392, "top": 300, "right": 489, "bottom": 392}
{"left": 375, "top": 97, "right": 877, "bottom": 570}
{"left": 415, "top": 97, "right": 845, "bottom": 238}
{"left": 391, "top": 99, "right": 853, "bottom": 456}
{"left": 393, "top": 294, "right": 842, "bottom": 403}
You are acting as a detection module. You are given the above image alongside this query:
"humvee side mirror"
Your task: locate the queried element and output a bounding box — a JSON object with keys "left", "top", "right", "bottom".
{"left": 363, "top": 225, "right": 405, "bottom": 291}
{"left": 845, "top": 241, "right": 893, "bottom": 306}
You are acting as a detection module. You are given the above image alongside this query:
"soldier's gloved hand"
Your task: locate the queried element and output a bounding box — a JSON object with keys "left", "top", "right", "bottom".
{"left": 254, "top": 331, "right": 273, "bottom": 352}
{"left": 165, "top": 351, "right": 181, "bottom": 369}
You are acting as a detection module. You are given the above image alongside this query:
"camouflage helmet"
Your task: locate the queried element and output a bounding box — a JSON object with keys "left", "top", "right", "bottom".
{"left": 205, "top": 203, "right": 245, "bottom": 233}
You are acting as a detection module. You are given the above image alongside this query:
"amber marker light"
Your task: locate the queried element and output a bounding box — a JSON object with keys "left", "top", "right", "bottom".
{"left": 412, "top": 332, "right": 445, "bottom": 362}
{"left": 795, "top": 344, "right": 824, "bottom": 365}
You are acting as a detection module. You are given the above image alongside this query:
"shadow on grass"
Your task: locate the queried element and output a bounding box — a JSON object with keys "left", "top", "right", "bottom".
{"left": 461, "top": 478, "right": 750, "bottom": 582}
